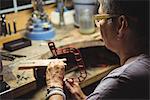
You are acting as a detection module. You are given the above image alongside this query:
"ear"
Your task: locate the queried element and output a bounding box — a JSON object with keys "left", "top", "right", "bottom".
{"left": 117, "top": 15, "right": 128, "bottom": 39}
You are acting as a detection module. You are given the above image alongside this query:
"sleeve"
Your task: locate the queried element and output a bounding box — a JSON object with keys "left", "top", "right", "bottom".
{"left": 86, "top": 74, "right": 131, "bottom": 100}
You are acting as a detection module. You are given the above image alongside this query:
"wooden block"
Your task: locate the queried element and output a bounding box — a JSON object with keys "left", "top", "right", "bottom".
{"left": 18, "top": 58, "right": 67, "bottom": 70}
{"left": 0, "top": 33, "right": 23, "bottom": 47}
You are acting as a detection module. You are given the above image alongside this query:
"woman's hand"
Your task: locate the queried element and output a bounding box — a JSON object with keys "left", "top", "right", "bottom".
{"left": 65, "top": 78, "right": 86, "bottom": 100}
{"left": 46, "top": 59, "right": 66, "bottom": 89}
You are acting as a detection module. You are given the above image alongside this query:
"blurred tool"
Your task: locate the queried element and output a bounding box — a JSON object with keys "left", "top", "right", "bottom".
{"left": 56, "top": 0, "right": 65, "bottom": 26}
{"left": 32, "top": 0, "right": 44, "bottom": 13}
{"left": 1, "top": 51, "right": 26, "bottom": 61}
{"left": 13, "top": 20, "right": 17, "bottom": 33}
{"left": 1, "top": 14, "right": 8, "bottom": 36}
{"left": 4, "top": 20, "right": 8, "bottom": 36}
{"left": 26, "top": 0, "right": 55, "bottom": 40}
{"left": 7, "top": 22, "right": 12, "bottom": 35}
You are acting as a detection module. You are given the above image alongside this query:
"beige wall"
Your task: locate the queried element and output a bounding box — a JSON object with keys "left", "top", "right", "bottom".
{"left": 5, "top": 4, "right": 55, "bottom": 31}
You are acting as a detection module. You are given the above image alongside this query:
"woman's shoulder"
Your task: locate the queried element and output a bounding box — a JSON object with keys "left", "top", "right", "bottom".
{"left": 106, "top": 54, "right": 150, "bottom": 79}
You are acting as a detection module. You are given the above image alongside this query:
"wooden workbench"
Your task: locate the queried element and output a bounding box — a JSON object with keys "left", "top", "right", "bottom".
{"left": 0, "top": 25, "right": 119, "bottom": 99}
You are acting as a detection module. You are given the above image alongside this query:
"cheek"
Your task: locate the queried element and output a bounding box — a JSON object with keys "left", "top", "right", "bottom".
{"left": 101, "top": 23, "right": 117, "bottom": 40}
{"left": 99, "top": 20, "right": 106, "bottom": 37}
{"left": 100, "top": 25, "right": 108, "bottom": 40}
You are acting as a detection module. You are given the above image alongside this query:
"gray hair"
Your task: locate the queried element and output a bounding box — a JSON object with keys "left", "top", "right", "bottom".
{"left": 98, "top": 0, "right": 149, "bottom": 54}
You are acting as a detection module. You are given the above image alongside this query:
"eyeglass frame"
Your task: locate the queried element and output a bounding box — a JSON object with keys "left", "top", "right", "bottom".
{"left": 93, "top": 14, "right": 119, "bottom": 21}
{"left": 93, "top": 14, "right": 119, "bottom": 27}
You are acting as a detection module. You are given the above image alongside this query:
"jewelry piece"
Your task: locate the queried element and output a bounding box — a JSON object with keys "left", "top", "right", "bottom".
{"left": 46, "top": 86, "right": 66, "bottom": 100}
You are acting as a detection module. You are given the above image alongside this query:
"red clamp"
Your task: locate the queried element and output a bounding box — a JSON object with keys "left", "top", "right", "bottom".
{"left": 48, "top": 41, "right": 87, "bottom": 83}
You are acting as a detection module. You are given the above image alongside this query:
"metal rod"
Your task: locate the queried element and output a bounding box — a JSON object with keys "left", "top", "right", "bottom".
{"left": 8, "top": 22, "right": 12, "bottom": 35}
{"left": 13, "top": 20, "right": 17, "bottom": 33}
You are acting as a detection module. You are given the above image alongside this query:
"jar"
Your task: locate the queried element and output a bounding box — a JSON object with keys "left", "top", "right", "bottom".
{"left": 79, "top": 9, "right": 95, "bottom": 34}
{"left": 73, "top": 0, "right": 98, "bottom": 27}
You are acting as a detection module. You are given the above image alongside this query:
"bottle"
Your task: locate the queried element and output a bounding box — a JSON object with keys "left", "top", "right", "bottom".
{"left": 79, "top": 9, "right": 95, "bottom": 34}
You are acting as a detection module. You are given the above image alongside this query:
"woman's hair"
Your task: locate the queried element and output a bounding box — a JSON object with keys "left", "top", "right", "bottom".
{"left": 99, "top": 0, "right": 149, "bottom": 54}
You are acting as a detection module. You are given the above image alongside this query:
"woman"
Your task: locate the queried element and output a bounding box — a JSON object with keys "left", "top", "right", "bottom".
{"left": 46, "top": 0, "right": 149, "bottom": 99}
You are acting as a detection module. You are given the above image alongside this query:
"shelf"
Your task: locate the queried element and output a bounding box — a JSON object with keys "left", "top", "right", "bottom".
{"left": 0, "top": 32, "right": 24, "bottom": 47}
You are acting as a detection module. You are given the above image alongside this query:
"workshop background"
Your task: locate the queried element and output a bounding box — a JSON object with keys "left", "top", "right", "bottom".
{"left": 0, "top": 0, "right": 120, "bottom": 99}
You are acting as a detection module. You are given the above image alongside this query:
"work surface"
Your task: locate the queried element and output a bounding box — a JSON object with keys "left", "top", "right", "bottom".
{"left": 0, "top": 25, "right": 119, "bottom": 99}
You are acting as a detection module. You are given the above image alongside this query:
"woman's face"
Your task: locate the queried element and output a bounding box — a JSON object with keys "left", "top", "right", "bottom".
{"left": 97, "top": 5, "right": 118, "bottom": 52}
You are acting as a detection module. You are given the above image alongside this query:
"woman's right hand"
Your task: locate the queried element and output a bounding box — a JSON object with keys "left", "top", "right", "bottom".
{"left": 46, "top": 59, "right": 66, "bottom": 89}
{"left": 64, "top": 78, "right": 86, "bottom": 100}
